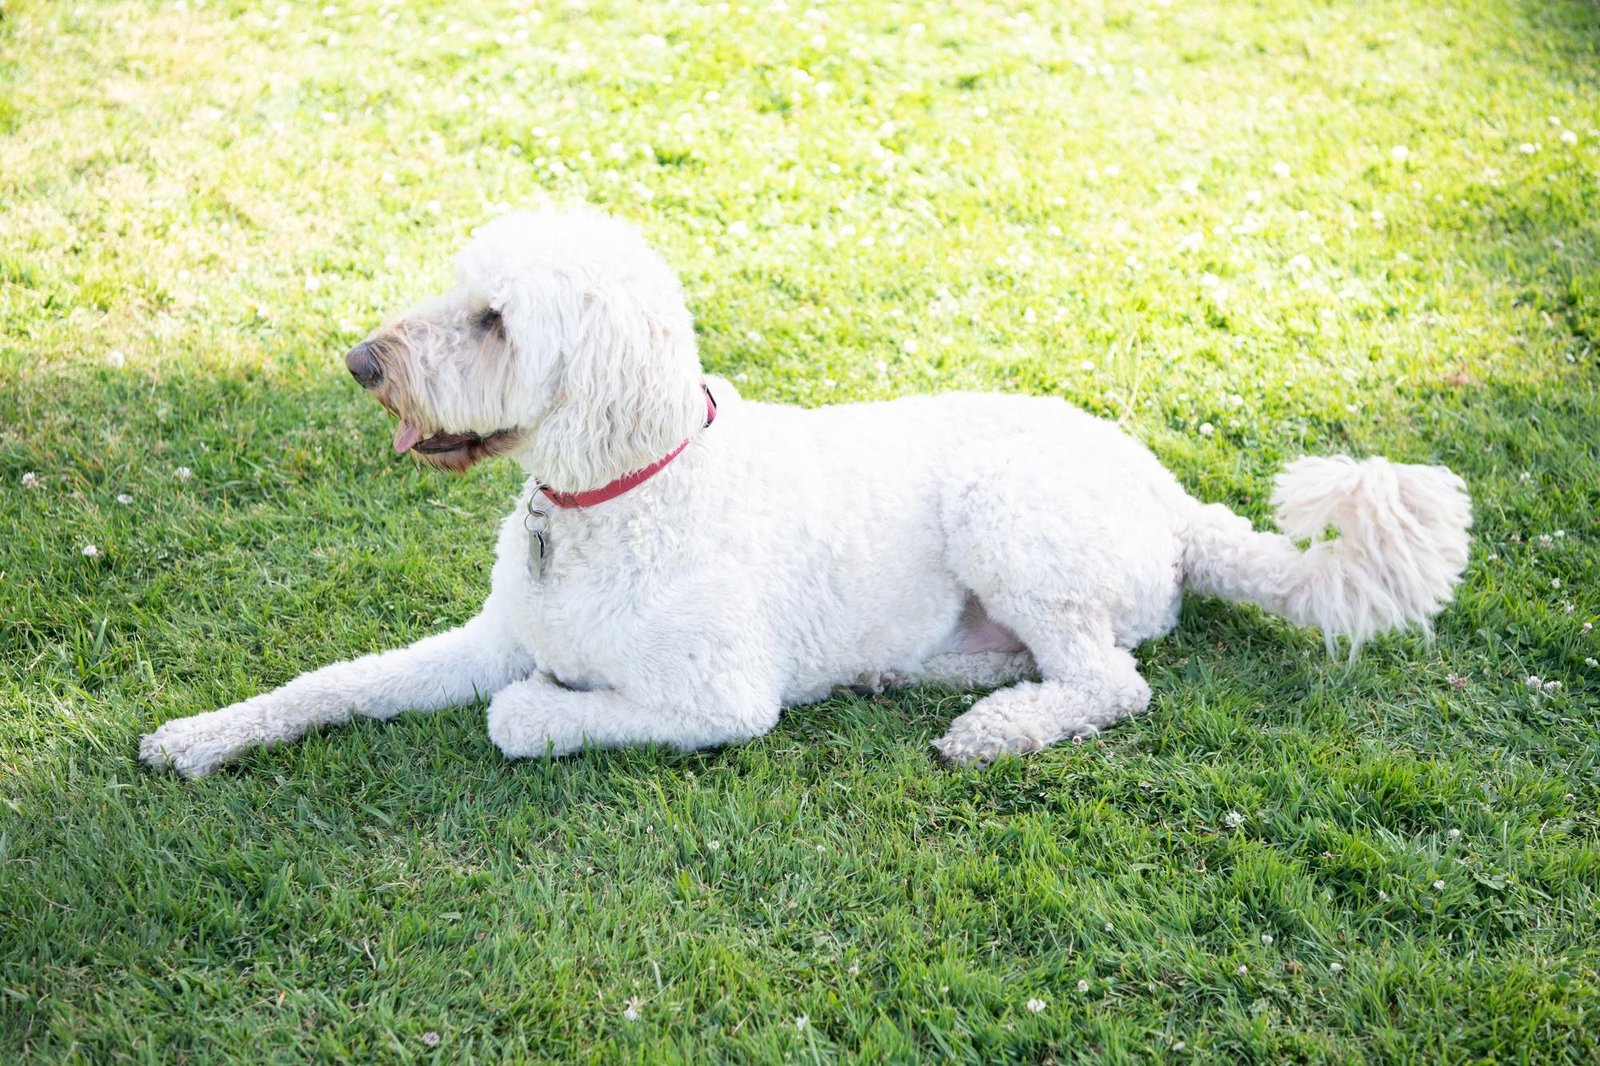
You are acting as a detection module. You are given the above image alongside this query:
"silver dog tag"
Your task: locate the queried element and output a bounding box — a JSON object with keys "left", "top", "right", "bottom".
{"left": 524, "top": 501, "right": 549, "bottom": 580}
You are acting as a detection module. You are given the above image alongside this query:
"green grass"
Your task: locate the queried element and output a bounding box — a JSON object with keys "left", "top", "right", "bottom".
{"left": 3, "top": 0, "right": 1598, "bottom": 1060}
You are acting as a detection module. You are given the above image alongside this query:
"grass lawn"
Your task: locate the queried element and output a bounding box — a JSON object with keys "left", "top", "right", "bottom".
{"left": 3, "top": 0, "right": 1599, "bottom": 1060}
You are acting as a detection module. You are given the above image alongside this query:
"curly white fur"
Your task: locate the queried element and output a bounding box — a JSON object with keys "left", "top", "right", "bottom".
{"left": 140, "top": 208, "right": 1473, "bottom": 778}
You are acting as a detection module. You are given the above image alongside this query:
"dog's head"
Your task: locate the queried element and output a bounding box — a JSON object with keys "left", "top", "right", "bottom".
{"left": 345, "top": 208, "right": 706, "bottom": 488}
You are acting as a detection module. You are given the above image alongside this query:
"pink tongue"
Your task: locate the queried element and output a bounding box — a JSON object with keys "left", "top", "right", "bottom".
{"left": 393, "top": 421, "right": 424, "bottom": 454}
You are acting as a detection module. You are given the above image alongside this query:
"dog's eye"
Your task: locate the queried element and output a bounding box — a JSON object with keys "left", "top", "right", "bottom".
{"left": 475, "top": 307, "right": 504, "bottom": 334}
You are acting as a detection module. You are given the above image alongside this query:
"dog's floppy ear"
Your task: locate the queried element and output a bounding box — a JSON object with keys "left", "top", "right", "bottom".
{"left": 466, "top": 252, "right": 573, "bottom": 401}
{"left": 537, "top": 280, "right": 701, "bottom": 475}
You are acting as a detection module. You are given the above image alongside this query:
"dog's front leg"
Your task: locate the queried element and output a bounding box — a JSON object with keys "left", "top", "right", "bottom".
{"left": 485, "top": 673, "right": 780, "bottom": 759}
{"left": 140, "top": 614, "right": 534, "bottom": 778}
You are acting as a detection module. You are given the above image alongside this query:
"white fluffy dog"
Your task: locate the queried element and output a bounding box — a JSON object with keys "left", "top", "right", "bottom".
{"left": 140, "top": 208, "right": 1472, "bottom": 779}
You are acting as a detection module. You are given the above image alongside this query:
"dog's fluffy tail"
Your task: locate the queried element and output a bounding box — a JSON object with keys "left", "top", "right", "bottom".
{"left": 1181, "top": 456, "right": 1472, "bottom": 654}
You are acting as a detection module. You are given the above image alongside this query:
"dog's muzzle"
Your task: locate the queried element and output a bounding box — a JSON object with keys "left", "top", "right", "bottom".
{"left": 345, "top": 342, "right": 382, "bottom": 389}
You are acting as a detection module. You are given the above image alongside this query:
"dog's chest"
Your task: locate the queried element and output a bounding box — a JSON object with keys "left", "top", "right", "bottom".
{"left": 496, "top": 499, "right": 699, "bottom": 686}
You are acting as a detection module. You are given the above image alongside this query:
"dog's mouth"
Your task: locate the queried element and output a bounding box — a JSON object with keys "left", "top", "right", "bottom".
{"left": 413, "top": 430, "right": 502, "bottom": 454}
{"left": 393, "top": 420, "right": 507, "bottom": 454}
{"left": 393, "top": 419, "right": 521, "bottom": 472}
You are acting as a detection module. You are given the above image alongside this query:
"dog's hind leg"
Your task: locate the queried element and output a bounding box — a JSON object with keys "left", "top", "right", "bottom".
{"left": 929, "top": 449, "right": 1178, "bottom": 765}
{"left": 932, "top": 608, "right": 1149, "bottom": 766}
{"left": 140, "top": 613, "right": 534, "bottom": 778}
{"left": 877, "top": 650, "right": 1037, "bottom": 693}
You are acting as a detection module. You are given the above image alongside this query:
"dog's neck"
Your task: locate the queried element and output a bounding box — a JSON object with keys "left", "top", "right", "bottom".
{"left": 514, "top": 377, "right": 711, "bottom": 499}
{"left": 533, "top": 383, "right": 717, "bottom": 509}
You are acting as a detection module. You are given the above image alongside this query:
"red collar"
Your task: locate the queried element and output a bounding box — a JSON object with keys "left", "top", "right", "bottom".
{"left": 538, "top": 383, "right": 717, "bottom": 509}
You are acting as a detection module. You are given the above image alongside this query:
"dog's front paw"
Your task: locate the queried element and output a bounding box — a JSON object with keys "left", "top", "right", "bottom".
{"left": 140, "top": 708, "right": 255, "bottom": 779}
{"left": 486, "top": 698, "right": 585, "bottom": 760}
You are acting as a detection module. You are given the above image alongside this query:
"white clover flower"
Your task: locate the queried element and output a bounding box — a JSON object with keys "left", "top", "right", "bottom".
{"left": 1378, "top": 890, "right": 1390, "bottom": 902}
{"left": 1432, "top": 879, "right": 1446, "bottom": 891}
{"left": 1390, "top": 145, "right": 1410, "bottom": 162}
{"left": 105, "top": 349, "right": 126, "bottom": 368}
{"left": 1288, "top": 253, "right": 1312, "bottom": 272}
{"left": 1518, "top": 142, "right": 1538, "bottom": 154}
{"left": 1583, "top": 623, "right": 1593, "bottom": 635}
{"left": 82, "top": 543, "right": 102, "bottom": 558}
{"left": 1584, "top": 658, "right": 1597, "bottom": 668}
{"left": 1026, "top": 998, "right": 1046, "bottom": 1014}
{"left": 21, "top": 471, "right": 41, "bottom": 489}
{"left": 847, "top": 964, "right": 860, "bottom": 976}
{"left": 420, "top": 1031, "right": 441, "bottom": 1047}
{"left": 1330, "top": 962, "right": 1345, "bottom": 974}
{"left": 1552, "top": 578, "right": 1562, "bottom": 589}
{"left": 1448, "top": 828, "right": 1461, "bottom": 840}
{"left": 1077, "top": 979, "right": 1090, "bottom": 993}
{"left": 1079, "top": 358, "right": 1096, "bottom": 371}
{"left": 726, "top": 220, "right": 750, "bottom": 239}
{"left": 1236, "top": 965, "right": 1248, "bottom": 975}
{"left": 1560, "top": 130, "right": 1579, "bottom": 146}
{"left": 1545, "top": 680, "right": 1562, "bottom": 692}
{"left": 706, "top": 839, "right": 720, "bottom": 851}
{"left": 1261, "top": 933, "right": 1274, "bottom": 945}
{"left": 1526, "top": 675, "right": 1544, "bottom": 690}
{"left": 1271, "top": 161, "right": 1291, "bottom": 179}
{"left": 1104, "top": 922, "right": 1113, "bottom": 932}
{"left": 623, "top": 999, "right": 641, "bottom": 1022}
{"left": 116, "top": 493, "right": 133, "bottom": 505}
{"left": 175, "top": 466, "right": 194, "bottom": 483}
{"left": 1199, "top": 422, "right": 1215, "bottom": 437}
{"left": 795, "top": 1015, "right": 808, "bottom": 1031}
{"left": 1223, "top": 810, "right": 1245, "bottom": 828}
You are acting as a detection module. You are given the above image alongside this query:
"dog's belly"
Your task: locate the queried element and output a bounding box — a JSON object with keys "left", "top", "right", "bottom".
{"left": 944, "top": 595, "right": 1027, "bottom": 654}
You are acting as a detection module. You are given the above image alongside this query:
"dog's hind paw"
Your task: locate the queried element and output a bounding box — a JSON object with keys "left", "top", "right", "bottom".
{"left": 932, "top": 711, "right": 1052, "bottom": 768}
{"left": 933, "top": 681, "right": 1116, "bottom": 767}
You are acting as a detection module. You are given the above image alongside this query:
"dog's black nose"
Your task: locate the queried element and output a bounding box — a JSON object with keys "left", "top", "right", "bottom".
{"left": 345, "top": 343, "right": 382, "bottom": 389}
